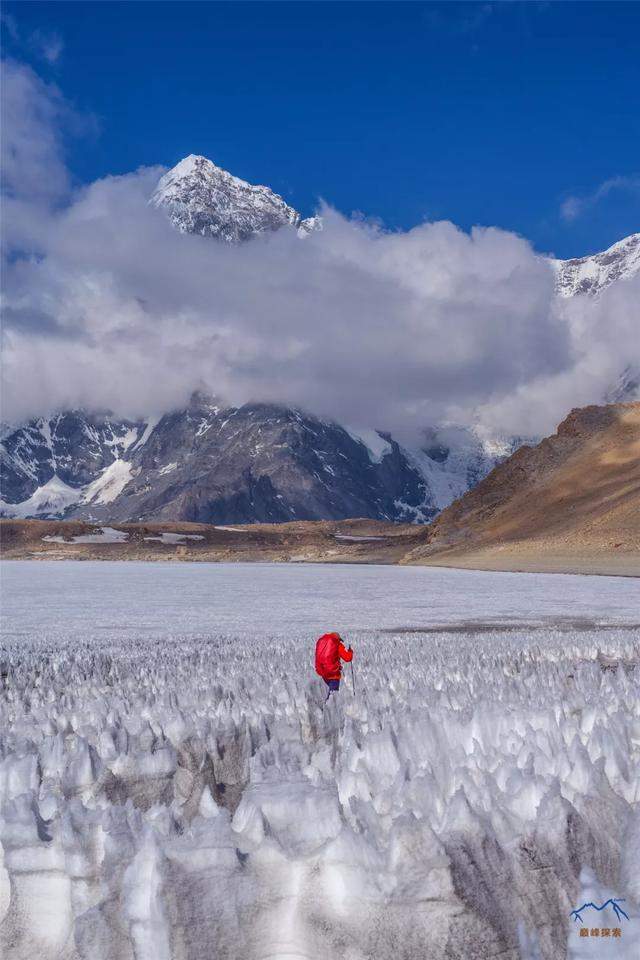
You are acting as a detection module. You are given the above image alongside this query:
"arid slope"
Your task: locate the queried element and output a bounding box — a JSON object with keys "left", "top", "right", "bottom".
{"left": 0, "top": 517, "right": 422, "bottom": 564}
{"left": 404, "top": 403, "right": 640, "bottom": 575}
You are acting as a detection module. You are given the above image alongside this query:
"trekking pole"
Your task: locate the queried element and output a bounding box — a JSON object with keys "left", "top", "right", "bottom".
{"left": 351, "top": 659, "right": 356, "bottom": 697}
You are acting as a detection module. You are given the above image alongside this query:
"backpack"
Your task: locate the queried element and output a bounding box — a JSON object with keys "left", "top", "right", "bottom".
{"left": 315, "top": 632, "right": 340, "bottom": 679}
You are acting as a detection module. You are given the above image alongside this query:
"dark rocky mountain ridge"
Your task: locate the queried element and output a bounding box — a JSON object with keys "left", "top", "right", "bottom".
{"left": 2, "top": 394, "right": 494, "bottom": 524}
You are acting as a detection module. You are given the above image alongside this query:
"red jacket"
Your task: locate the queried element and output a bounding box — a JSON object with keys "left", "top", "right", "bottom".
{"left": 315, "top": 632, "right": 353, "bottom": 681}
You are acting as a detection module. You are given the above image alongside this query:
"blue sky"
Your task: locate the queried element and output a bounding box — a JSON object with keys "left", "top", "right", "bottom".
{"left": 2, "top": 1, "right": 639, "bottom": 257}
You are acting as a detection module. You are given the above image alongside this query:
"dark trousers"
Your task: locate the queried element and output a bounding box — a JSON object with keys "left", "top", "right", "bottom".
{"left": 324, "top": 678, "right": 340, "bottom": 700}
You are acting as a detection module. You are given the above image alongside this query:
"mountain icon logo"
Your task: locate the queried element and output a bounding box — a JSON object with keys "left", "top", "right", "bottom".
{"left": 570, "top": 899, "right": 630, "bottom": 923}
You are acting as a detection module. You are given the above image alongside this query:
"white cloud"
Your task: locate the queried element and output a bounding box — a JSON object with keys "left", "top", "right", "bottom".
{"left": 559, "top": 195, "right": 583, "bottom": 223}
{"left": 0, "top": 59, "right": 69, "bottom": 203}
{"left": 472, "top": 272, "right": 640, "bottom": 437}
{"left": 560, "top": 175, "right": 640, "bottom": 222}
{"left": 1, "top": 14, "right": 64, "bottom": 65}
{"left": 0, "top": 13, "right": 19, "bottom": 43}
{"left": 29, "top": 28, "right": 64, "bottom": 65}
{"left": 1, "top": 58, "right": 637, "bottom": 444}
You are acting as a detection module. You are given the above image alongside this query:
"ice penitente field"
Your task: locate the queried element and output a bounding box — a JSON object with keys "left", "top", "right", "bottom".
{"left": 1, "top": 561, "right": 639, "bottom": 960}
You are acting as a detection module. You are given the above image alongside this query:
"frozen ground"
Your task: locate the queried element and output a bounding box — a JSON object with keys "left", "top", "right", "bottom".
{"left": 0, "top": 562, "right": 638, "bottom": 960}
{"left": 2, "top": 561, "right": 639, "bottom": 642}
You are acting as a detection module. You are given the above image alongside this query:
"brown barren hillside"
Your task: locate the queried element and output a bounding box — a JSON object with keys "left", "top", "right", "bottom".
{"left": 404, "top": 403, "right": 640, "bottom": 576}
{"left": 0, "top": 517, "right": 422, "bottom": 564}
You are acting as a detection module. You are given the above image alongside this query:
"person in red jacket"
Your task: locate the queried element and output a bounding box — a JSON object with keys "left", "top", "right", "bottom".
{"left": 315, "top": 632, "right": 353, "bottom": 700}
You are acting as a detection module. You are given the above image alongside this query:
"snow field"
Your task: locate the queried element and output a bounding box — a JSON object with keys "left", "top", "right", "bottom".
{"left": 1, "top": 615, "right": 638, "bottom": 959}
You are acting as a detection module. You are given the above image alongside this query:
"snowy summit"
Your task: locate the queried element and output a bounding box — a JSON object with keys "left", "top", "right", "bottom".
{"left": 151, "top": 154, "right": 319, "bottom": 243}
{"left": 553, "top": 232, "right": 640, "bottom": 297}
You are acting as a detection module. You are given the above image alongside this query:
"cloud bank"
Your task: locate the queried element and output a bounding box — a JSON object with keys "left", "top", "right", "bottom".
{"left": 2, "top": 59, "right": 638, "bottom": 441}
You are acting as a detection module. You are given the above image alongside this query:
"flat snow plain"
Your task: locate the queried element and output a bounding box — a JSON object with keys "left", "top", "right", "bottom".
{"left": 1, "top": 561, "right": 639, "bottom": 960}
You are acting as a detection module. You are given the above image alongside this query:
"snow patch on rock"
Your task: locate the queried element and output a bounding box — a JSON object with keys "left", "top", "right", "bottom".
{"left": 143, "top": 532, "right": 204, "bottom": 544}
{"left": 80, "top": 459, "right": 133, "bottom": 505}
{"left": 0, "top": 475, "right": 80, "bottom": 518}
{"left": 43, "top": 526, "right": 129, "bottom": 544}
{"left": 345, "top": 427, "right": 392, "bottom": 463}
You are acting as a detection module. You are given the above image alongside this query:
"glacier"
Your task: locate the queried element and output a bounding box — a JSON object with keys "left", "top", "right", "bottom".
{"left": 0, "top": 561, "right": 638, "bottom": 959}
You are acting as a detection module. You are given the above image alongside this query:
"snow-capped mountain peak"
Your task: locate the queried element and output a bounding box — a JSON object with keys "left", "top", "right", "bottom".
{"left": 553, "top": 231, "right": 640, "bottom": 297}
{"left": 151, "top": 154, "right": 318, "bottom": 242}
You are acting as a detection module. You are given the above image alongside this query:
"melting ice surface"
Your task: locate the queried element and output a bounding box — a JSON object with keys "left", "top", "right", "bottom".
{"left": 0, "top": 561, "right": 638, "bottom": 960}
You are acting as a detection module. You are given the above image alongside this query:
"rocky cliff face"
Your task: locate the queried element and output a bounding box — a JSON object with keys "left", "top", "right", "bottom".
{"left": 70, "top": 399, "right": 432, "bottom": 524}
{"left": 0, "top": 413, "right": 145, "bottom": 512}
{"left": 0, "top": 392, "right": 509, "bottom": 524}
